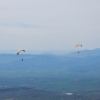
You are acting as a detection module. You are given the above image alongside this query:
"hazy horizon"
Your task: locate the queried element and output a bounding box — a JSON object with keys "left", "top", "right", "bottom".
{"left": 0, "top": 48, "right": 100, "bottom": 54}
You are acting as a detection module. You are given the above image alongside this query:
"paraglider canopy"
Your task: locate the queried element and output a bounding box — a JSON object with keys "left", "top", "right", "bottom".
{"left": 17, "top": 49, "right": 25, "bottom": 55}
{"left": 75, "top": 44, "right": 82, "bottom": 48}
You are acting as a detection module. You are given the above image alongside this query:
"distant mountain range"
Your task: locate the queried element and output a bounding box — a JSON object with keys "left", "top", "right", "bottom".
{"left": 0, "top": 48, "right": 99, "bottom": 77}
{"left": 0, "top": 48, "right": 100, "bottom": 56}
{"left": 66, "top": 48, "right": 100, "bottom": 57}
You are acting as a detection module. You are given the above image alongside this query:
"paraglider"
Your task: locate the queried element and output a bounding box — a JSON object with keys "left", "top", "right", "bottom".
{"left": 75, "top": 44, "right": 82, "bottom": 53}
{"left": 17, "top": 49, "right": 26, "bottom": 61}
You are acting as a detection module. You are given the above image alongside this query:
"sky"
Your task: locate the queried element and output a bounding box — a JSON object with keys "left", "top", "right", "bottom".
{"left": 0, "top": 0, "right": 100, "bottom": 51}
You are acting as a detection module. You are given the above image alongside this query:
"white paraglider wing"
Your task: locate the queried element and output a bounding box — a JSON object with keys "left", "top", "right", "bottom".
{"left": 17, "top": 50, "right": 25, "bottom": 55}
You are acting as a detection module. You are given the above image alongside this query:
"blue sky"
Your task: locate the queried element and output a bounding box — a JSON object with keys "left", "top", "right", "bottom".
{"left": 0, "top": 0, "right": 100, "bottom": 51}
